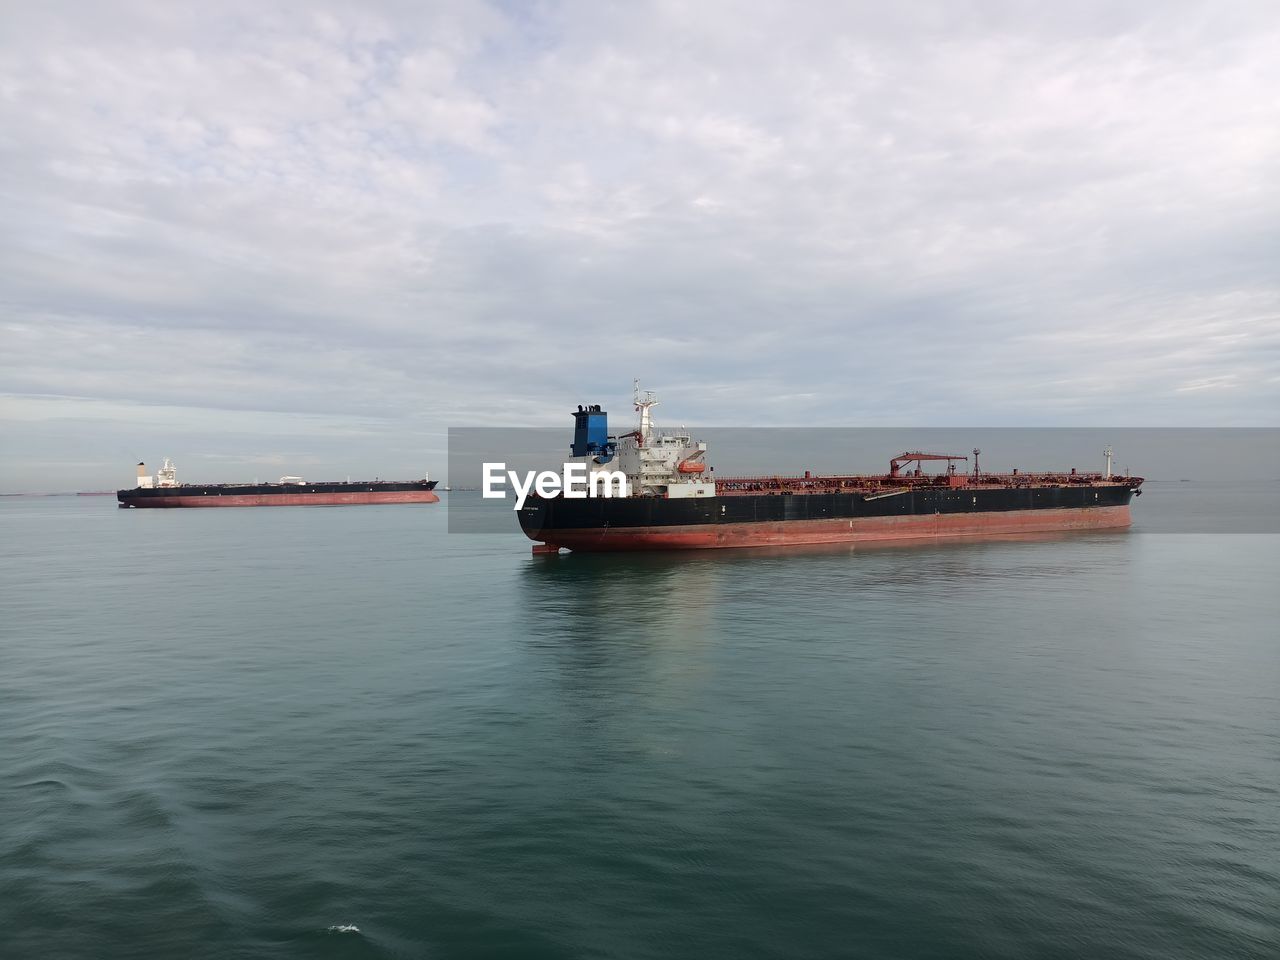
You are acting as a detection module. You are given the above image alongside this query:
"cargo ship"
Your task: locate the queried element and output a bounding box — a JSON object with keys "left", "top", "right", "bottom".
{"left": 518, "top": 387, "right": 1143, "bottom": 553}
{"left": 117, "top": 460, "right": 439, "bottom": 508}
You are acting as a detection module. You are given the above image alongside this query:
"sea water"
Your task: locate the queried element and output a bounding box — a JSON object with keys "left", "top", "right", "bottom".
{"left": 1, "top": 488, "right": 1276, "bottom": 959}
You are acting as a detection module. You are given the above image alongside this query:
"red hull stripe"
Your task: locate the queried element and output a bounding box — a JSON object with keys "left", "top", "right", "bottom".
{"left": 121, "top": 492, "right": 440, "bottom": 507}
{"left": 533, "top": 506, "right": 1130, "bottom": 551}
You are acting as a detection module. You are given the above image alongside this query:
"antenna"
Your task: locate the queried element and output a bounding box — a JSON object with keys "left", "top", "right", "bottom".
{"left": 972, "top": 448, "right": 981, "bottom": 476}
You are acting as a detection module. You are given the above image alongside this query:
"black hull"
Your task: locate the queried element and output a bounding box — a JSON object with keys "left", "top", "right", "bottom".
{"left": 117, "top": 479, "right": 437, "bottom": 506}
{"left": 520, "top": 483, "right": 1138, "bottom": 538}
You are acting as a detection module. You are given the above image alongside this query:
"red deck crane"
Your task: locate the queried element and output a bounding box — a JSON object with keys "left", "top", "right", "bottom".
{"left": 889, "top": 452, "right": 968, "bottom": 478}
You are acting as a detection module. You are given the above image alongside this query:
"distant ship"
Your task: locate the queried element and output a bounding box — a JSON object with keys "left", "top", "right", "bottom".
{"left": 117, "top": 459, "right": 439, "bottom": 508}
{"left": 519, "top": 386, "right": 1144, "bottom": 553}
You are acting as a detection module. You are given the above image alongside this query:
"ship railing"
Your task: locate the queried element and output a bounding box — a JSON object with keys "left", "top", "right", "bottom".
{"left": 713, "top": 471, "right": 1123, "bottom": 494}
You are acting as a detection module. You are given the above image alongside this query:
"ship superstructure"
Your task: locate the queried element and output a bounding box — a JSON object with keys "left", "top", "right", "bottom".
{"left": 572, "top": 384, "right": 715, "bottom": 501}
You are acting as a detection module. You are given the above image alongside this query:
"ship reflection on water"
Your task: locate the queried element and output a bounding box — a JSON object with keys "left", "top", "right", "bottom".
{"left": 512, "top": 530, "right": 1143, "bottom": 738}
{"left": 513, "top": 528, "right": 1138, "bottom": 674}
{"left": 519, "top": 551, "right": 722, "bottom": 645}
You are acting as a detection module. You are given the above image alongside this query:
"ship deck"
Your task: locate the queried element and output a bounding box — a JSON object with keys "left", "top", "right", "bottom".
{"left": 709, "top": 472, "right": 1142, "bottom": 497}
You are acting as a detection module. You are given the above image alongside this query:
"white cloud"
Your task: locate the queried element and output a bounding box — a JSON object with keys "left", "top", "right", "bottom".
{"left": 1, "top": 0, "right": 1278, "bottom": 489}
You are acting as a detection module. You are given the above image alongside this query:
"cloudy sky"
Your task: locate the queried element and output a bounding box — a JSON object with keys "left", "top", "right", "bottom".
{"left": 2, "top": 0, "right": 1277, "bottom": 490}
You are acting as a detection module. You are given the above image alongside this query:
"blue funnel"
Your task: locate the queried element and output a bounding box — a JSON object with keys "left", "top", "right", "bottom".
{"left": 571, "top": 405, "right": 615, "bottom": 463}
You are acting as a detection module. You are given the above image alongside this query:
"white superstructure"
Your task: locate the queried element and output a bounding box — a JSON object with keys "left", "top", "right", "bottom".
{"left": 586, "top": 383, "right": 715, "bottom": 499}
{"left": 136, "top": 459, "right": 178, "bottom": 488}
{"left": 156, "top": 458, "right": 178, "bottom": 487}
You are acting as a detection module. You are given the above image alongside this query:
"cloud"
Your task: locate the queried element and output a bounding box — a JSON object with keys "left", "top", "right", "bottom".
{"left": 1, "top": 0, "right": 1278, "bottom": 489}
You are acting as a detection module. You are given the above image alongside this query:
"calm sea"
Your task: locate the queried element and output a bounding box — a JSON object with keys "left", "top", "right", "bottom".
{"left": 1, "top": 488, "right": 1276, "bottom": 959}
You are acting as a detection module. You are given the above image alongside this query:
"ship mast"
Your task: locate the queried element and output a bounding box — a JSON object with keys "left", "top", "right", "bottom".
{"left": 633, "top": 378, "right": 658, "bottom": 445}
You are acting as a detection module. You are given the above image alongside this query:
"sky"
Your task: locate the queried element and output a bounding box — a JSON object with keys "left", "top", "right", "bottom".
{"left": 1, "top": 0, "right": 1278, "bottom": 490}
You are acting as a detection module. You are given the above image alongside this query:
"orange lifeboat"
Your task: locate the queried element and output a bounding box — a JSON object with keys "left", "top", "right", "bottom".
{"left": 677, "top": 459, "right": 707, "bottom": 474}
